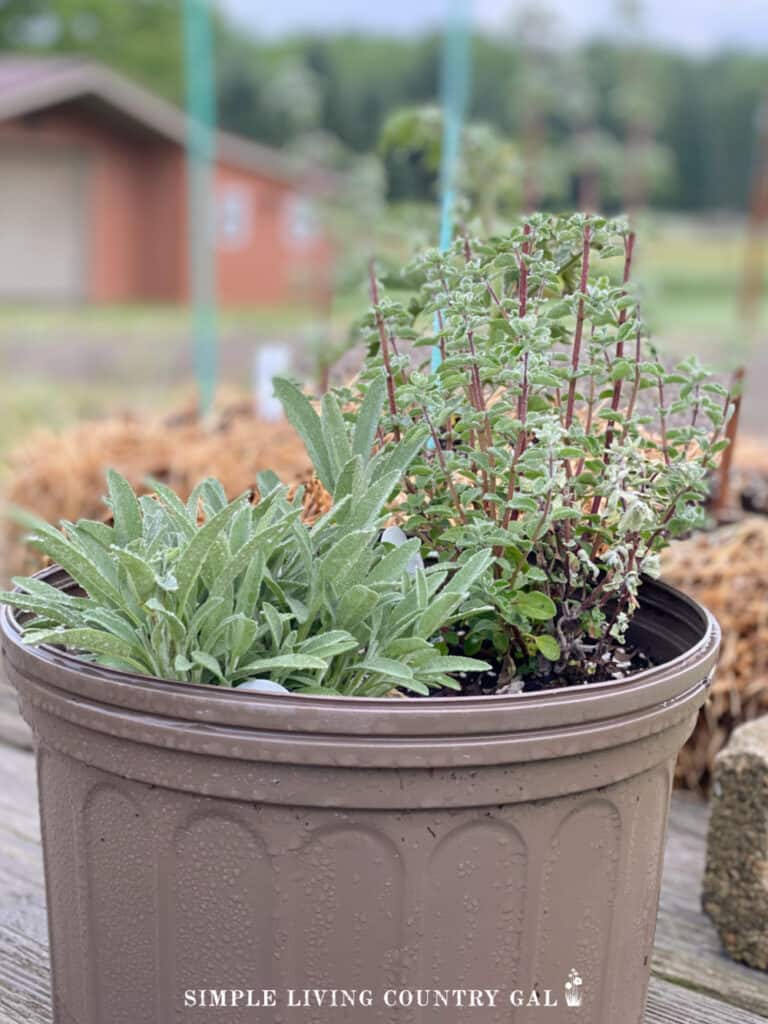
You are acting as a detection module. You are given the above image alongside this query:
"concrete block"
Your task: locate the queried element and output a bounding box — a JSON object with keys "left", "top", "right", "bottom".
{"left": 702, "top": 715, "right": 768, "bottom": 970}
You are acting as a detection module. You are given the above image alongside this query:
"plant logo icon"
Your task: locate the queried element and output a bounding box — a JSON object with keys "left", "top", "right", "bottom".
{"left": 564, "top": 968, "right": 583, "bottom": 1008}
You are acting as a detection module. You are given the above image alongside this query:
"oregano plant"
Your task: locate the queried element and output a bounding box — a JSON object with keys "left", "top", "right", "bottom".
{"left": 283, "top": 213, "right": 732, "bottom": 690}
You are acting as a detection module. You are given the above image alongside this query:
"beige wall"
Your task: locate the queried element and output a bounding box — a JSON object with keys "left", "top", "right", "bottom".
{"left": 0, "top": 144, "right": 88, "bottom": 301}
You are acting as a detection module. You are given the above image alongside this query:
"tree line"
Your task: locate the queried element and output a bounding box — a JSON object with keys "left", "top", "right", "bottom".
{"left": 1, "top": 0, "right": 765, "bottom": 211}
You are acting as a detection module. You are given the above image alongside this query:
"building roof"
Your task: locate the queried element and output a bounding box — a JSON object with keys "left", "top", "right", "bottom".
{"left": 0, "top": 56, "right": 303, "bottom": 183}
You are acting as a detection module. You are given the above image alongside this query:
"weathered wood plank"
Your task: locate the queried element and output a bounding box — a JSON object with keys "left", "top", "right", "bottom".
{"left": 0, "top": 744, "right": 766, "bottom": 1024}
{"left": 0, "top": 929, "right": 763, "bottom": 1024}
{"left": 645, "top": 975, "right": 767, "bottom": 1023}
{"left": 0, "top": 679, "right": 32, "bottom": 751}
{"left": 0, "top": 922, "right": 51, "bottom": 1024}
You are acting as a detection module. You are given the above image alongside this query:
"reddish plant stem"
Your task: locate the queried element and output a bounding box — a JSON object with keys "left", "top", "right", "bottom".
{"left": 644, "top": 487, "right": 689, "bottom": 551}
{"left": 435, "top": 308, "right": 447, "bottom": 365}
{"left": 421, "top": 406, "right": 467, "bottom": 524}
{"left": 621, "top": 314, "right": 644, "bottom": 433}
{"left": 574, "top": 327, "right": 598, "bottom": 478}
{"left": 603, "top": 232, "right": 637, "bottom": 450}
{"left": 519, "top": 223, "right": 531, "bottom": 318}
{"left": 712, "top": 370, "right": 743, "bottom": 520}
{"left": 461, "top": 237, "right": 496, "bottom": 514}
{"left": 657, "top": 378, "right": 671, "bottom": 466}
{"left": 507, "top": 468, "right": 554, "bottom": 591}
{"left": 517, "top": 223, "right": 532, "bottom": 428}
{"left": 501, "top": 437, "right": 525, "bottom": 530}
{"left": 368, "top": 260, "right": 400, "bottom": 440}
{"left": 565, "top": 225, "right": 593, "bottom": 430}
{"left": 485, "top": 279, "right": 509, "bottom": 319}
{"left": 460, "top": 239, "right": 492, "bottom": 425}
{"left": 501, "top": 225, "right": 535, "bottom": 529}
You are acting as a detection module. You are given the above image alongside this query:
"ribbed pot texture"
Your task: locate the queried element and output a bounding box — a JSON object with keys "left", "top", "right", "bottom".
{"left": 2, "top": 571, "right": 719, "bottom": 1024}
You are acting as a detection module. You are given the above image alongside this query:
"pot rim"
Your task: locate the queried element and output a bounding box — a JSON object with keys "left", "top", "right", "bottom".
{"left": 1, "top": 565, "right": 719, "bottom": 743}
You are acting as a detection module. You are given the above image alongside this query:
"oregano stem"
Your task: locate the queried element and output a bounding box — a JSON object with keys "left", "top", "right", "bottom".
{"left": 368, "top": 260, "right": 400, "bottom": 440}
{"left": 565, "top": 223, "right": 592, "bottom": 430}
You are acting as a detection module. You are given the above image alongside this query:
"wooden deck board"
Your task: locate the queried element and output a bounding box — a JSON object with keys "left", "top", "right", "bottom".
{"left": 0, "top": 741, "right": 766, "bottom": 1023}
{"left": 0, "top": 679, "right": 32, "bottom": 751}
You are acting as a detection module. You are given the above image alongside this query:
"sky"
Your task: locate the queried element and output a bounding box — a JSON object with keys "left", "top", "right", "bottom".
{"left": 218, "top": 0, "right": 768, "bottom": 54}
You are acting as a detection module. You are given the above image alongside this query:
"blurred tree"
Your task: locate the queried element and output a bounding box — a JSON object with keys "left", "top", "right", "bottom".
{"left": 0, "top": 0, "right": 185, "bottom": 100}
{"left": 506, "top": 3, "right": 570, "bottom": 211}
{"left": 379, "top": 105, "right": 522, "bottom": 230}
{"left": 610, "top": 0, "right": 675, "bottom": 212}
{"left": 1, "top": 4, "right": 765, "bottom": 214}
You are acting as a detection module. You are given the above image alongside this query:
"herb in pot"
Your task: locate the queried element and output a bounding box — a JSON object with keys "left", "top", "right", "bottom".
{"left": 281, "top": 214, "right": 732, "bottom": 691}
{"left": 1, "top": 458, "right": 492, "bottom": 696}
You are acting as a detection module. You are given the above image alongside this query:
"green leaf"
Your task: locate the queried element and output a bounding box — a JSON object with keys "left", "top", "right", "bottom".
{"left": 415, "top": 592, "right": 462, "bottom": 640}
{"left": 444, "top": 549, "right": 493, "bottom": 596}
{"left": 25, "top": 526, "right": 123, "bottom": 608}
{"left": 113, "top": 548, "right": 157, "bottom": 603}
{"left": 394, "top": 677, "right": 430, "bottom": 696}
{"left": 73, "top": 519, "right": 115, "bottom": 549}
{"left": 333, "top": 455, "right": 364, "bottom": 503}
{"left": 535, "top": 634, "right": 561, "bottom": 661}
{"left": 23, "top": 627, "right": 148, "bottom": 671}
{"left": 361, "top": 656, "right": 415, "bottom": 682}
{"left": 239, "top": 654, "right": 328, "bottom": 673}
{"left": 262, "top": 602, "right": 285, "bottom": 650}
{"left": 175, "top": 497, "right": 248, "bottom": 614}
{"left": 191, "top": 650, "right": 226, "bottom": 683}
{"left": 321, "top": 391, "right": 353, "bottom": 479}
{"left": 227, "top": 615, "right": 260, "bottom": 660}
{"left": 273, "top": 379, "right": 334, "bottom": 491}
{"left": 517, "top": 592, "right": 557, "bottom": 621}
{"left": 336, "top": 585, "right": 379, "bottom": 632}
{"left": 146, "top": 599, "right": 187, "bottom": 646}
{"left": 416, "top": 655, "right": 491, "bottom": 673}
{"left": 319, "top": 530, "right": 375, "bottom": 587}
{"left": 0, "top": 590, "right": 85, "bottom": 628}
{"left": 82, "top": 608, "right": 139, "bottom": 646}
{"left": 187, "top": 478, "right": 228, "bottom": 520}
{"left": 383, "top": 637, "right": 433, "bottom": 657}
{"left": 235, "top": 552, "right": 266, "bottom": 615}
{"left": 367, "top": 538, "right": 422, "bottom": 584}
{"left": 106, "top": 469, "right": 142, "bottom": 546}
{"left": 228, "top": 503, "right": 252, "bottom": 553}
{"left": 369, "top": 424, "right": 430, "bottom": 485}
{"left": 352, "top": 373, "right": 386, "bottom": 460}
{"left": 144, "top": 479, "right": 196, "bottom": 537}
{"left": 186, "top": 595, "right": 225, "bottom": 643}
{"left": 299, "top": 631, "right": 359, "bottom": 659}
{"left": 342, "top": 470, "right": 401, "bottom": 530}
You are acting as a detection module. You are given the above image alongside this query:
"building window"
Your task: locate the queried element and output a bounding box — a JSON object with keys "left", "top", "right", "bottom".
{"left": 217, "top": 183, "right": 253, "bottom": 250}
{"left": 282, "top": 195, "right": 319, "bottom": 246}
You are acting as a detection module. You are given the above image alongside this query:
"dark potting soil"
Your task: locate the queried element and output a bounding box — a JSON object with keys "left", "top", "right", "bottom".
{"left": 428, "top": 639, "right": 655, "bottom": 699}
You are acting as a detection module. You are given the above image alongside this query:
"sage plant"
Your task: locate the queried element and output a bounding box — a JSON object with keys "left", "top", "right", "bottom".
{"left": 2, "top": 457, "right": 491, "bottom": 695}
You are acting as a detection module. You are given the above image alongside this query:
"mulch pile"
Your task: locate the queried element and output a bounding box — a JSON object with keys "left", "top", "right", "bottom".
{"left": 662, "top": 516, "right": 768, "bottom": 791}
{"left": 661, "top": 431, "right": 768, "bottom": 791}
{"left": 1, "top": 399, "right": 329, "bottom": 579}
{"left": 728, "top": 436, "right": 768, "bottom": 516}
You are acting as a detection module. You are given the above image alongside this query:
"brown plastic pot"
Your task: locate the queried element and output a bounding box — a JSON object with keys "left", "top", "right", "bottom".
{"left": 2, "top": 569, "right": 718, "bottom": 1024}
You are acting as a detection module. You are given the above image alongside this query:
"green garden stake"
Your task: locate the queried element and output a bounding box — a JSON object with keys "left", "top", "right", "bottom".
{"left": 183, "top": 0, "right": 218, "bottom": 419}
{"left": 432, "top": 0, "right": 473, "bottom": 373}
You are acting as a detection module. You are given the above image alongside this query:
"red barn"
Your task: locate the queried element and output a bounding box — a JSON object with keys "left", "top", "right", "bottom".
{"left": 0, "top": 57, "right": 332, "bottom": 306}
